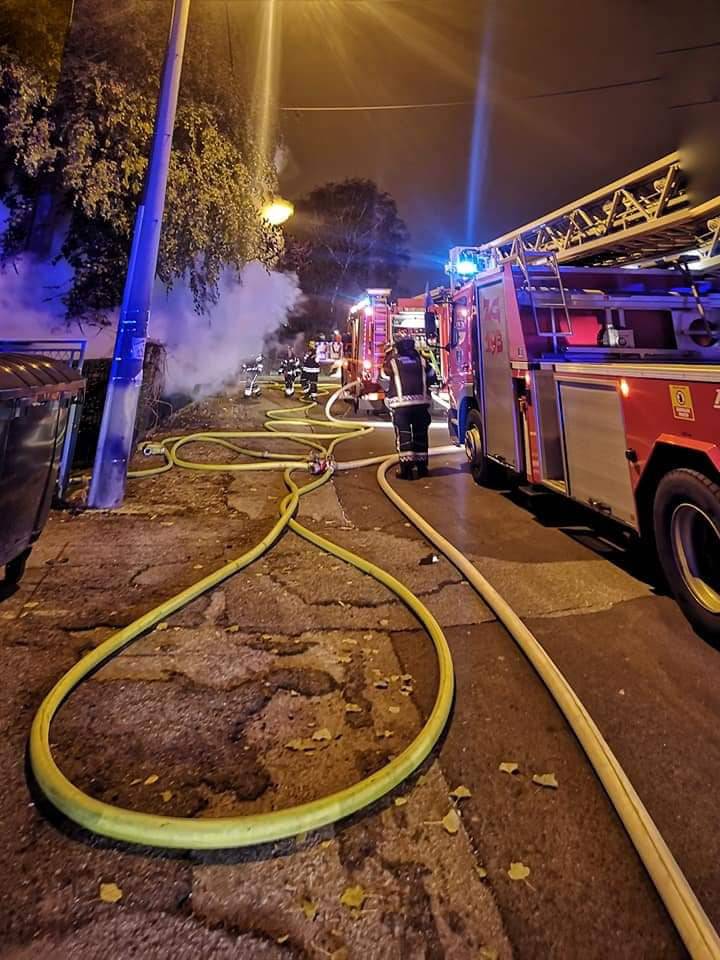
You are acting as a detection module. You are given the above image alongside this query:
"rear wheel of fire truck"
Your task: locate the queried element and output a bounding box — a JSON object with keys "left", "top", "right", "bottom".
{"left": 653, "top": 468, "right": 720, "bottom": 645}
{"left": 464, "top": 410, "right": 493, "bottom": 485}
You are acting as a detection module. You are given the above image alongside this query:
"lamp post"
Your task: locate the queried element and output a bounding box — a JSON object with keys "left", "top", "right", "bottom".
{"left": 88, "top": 0, "right": 191, "bottom": 508}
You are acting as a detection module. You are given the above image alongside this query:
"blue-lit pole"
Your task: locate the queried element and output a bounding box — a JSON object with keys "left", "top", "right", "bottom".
{"left": 88, "top": 0, "right": 191, "bottom": 508}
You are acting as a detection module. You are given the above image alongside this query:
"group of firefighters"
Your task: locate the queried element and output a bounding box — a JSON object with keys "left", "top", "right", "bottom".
{"left": 243, "top": 335, "right": 438, "bottom": 482}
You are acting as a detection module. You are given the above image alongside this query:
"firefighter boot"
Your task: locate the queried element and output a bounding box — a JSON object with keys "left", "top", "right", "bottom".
{"left": 415, "top": 460, "right": 429, "bottom": 479}
{"left": 395, "top": 461, "right": 413, "bottom": 481}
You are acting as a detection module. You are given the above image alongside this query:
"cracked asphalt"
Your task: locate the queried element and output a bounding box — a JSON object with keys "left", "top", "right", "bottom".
{"left": 1, "top": 390, "right": 718, "bottom": 959}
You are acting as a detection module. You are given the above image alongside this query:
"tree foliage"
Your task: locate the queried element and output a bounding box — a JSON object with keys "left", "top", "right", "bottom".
{"left": 0, "top": 1, "right": 282, "bottom": 324}
{"left": 283, "top": 178, "right": 410, "bottom": 332}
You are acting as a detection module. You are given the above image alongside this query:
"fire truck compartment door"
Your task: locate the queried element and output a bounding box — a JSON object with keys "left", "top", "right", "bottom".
{"left": 557, "top": 379, "right": 637, "bottom": 526}
{"left": 476, "top": 281, "right": 519, "bottom": 469}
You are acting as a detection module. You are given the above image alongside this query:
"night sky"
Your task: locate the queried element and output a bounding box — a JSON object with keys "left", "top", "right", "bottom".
{"left": 38, "top": 0, "right": 720, "bottom": 293}
{"left": 205, "top": 0, "right": 720, "bottom": 292}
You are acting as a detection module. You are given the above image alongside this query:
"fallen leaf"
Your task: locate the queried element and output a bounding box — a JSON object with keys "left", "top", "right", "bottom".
{"left": 376, "top": 729, "right": 394, "bottom": 739}
{"left": 144, "top": 774, "right": 159, "bottom": 785}
{"left": 99, "top": 882, "right": 123, "bottom": 903}
{"left": 23, "top": 601, "right": 40, "bottom": 609}
{"left": 226, "top": 625, "right": 240, "bottom": 633}
{"left": 155, "top": 623, "right": 169, "bottom": 632}
{"left": 320, "top": 839, "right": 333, "bottom": 849}
{"left": 379, "top": 619, "right": 389, "bottom": 627}
{"left": 130, "top": 778, "right": 142, "bottom": 786}
{"left": 277, "top": 934, "right": 289, "bottom": 944}
{"left": 345, "top": 703, "right": 362, "bottom": 713}
{"left": 508, "top": 861, "right": 530, "bottom": 882}
{"left": 449, "top": 785, "right": 472, "bottom": 800}
{"left": 192, "top": 564, "right": 204, "bottom": 570}
{"left": 475, "top": 866, "right": 488, "bottom": 879}
{"left": 390, "top": 674, "right": 400, "bottom": 682}
{"left": 394, "top": 796, "right": 408, "bottom": 807}
{"left": 300, "top": 898, "right": 317, "bottom": 920}
{"left": 400, "top": 674, "right": 413, "bottom": 682}
{"left": 388, "top": 706, "right": 400, "bottom": 714}
{"left": 340, "top": 885, "right": 366, "bottom": 911}
{"left": 342, "top": 638, "right": 358, "bottom": 646}
{"left": 532, "top": 773, "right": 558, "bottom": 789}
{"left": 363, "top": 633, "right": 373, "bottom": 641}
{"left": 160, "top": 790, "right": 173, "bottom": 802}
{"left": 479, "top": 948, "right": 498, "bottom": 960}
{"left": 441, "top": 808, "right": 461, "bottom": 835}
{"left": 498, "top": 762, "right": 519, "bottom": 775}
{"left": 374, "top": 679, "right": 389, "bottom": 689}
{"left": 335, "top": 655, "right": 352, "bottom": 664}
{"left": 262, "top": 633, "right": 272, "bottom": 640}
{"left": 311, "top": 727, "right": 333, "bottom": 741}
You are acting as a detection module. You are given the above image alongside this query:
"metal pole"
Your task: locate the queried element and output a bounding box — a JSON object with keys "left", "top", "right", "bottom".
{"left": 88, "top": 0, "right": 191, "bottom": 508}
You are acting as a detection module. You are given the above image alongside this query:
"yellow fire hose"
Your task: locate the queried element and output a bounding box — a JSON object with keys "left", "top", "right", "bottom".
{"left": 29, "top": 392, "right": 455, "bottom": 850}
{"left": 29, "top": 382, "right": 720, "bottom": 958}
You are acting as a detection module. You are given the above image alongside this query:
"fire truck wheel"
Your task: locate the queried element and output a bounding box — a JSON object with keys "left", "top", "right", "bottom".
{"left": 653, "top": 468, "right": 720, "bottom": 644}
{"left": 464, "top": 410, "right": 493, "bottom": 485}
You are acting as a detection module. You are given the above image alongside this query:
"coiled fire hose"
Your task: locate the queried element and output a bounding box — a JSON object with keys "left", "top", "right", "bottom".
{"left": 29, "top": 381, "right": 720, "bottom": 959}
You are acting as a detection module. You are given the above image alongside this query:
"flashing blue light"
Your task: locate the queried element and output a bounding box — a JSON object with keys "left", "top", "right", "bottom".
{"left": 457, "top": 259, "right": 479, "bottom": 276}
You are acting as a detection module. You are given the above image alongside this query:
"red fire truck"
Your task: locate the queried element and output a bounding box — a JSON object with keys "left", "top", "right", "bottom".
{"left": 344, "top": 288, "right": 451, "bottom": 410}
{"left": 445, "top": 153, "right": 720, "bottom": 642}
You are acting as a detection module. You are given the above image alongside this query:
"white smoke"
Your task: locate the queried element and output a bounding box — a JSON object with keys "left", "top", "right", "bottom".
{"left": 0, "top": 223, "right": 302, "bottom": 398}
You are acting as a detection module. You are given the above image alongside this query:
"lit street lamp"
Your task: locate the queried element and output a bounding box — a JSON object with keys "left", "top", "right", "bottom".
{"left": 261, "top": 197, "right": 294, "bottom": 225}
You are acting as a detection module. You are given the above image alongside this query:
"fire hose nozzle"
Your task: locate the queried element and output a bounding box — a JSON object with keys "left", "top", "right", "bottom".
{"left": 142, "top": 443, "right": 167, "bottom": 457}
{"left": 308, "top": 454, "right": 336, "bottom": 476}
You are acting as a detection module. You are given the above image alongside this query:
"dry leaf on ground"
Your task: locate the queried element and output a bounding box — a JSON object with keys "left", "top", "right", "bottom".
{"left": 475, "top": 866, "right": 488, "bottom": 879}
{"left": 394, "top": 797, "right": 408, "bottom": 807}
{"left": 441, "top": 808, "right": 461, "bottom": 835}
{"left": 508, "top": 861, "right": 531, "bottom": 881}
{"left": 311, "top": 728, "right": 333, "bottom": 741}
{"left": 340, "top": 885, "right": 366, "bottom": 911}
{"left": 99, "top": 883, "right": 123, "bottom": 903}
{"left": 532, "top": 773, "right": 559, "bottom": 789}
{"left": 345, "top": 703, "right": 362, "bottom": 713}
{"left": 285, "top": 739, "right": 316, "bottom": 752}
{"left": 300, "top": 899, "right": 317, "bottom": 920}
{"left": 498, "top": 762, "right": 519, "bottom": 775}
{"left": 144, "top": 774, "right": 159, "bottom": 785}
{"left": 449, "top": 785, "right": 472, "bottom": 800}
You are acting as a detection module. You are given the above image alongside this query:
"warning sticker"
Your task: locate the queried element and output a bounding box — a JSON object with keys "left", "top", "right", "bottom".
{"left": 669, "top": 384, "right": 695, "bottom": 422}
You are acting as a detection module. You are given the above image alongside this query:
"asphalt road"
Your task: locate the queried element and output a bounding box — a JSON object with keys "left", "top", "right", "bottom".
{"left": 1, "top": 390, "right": 718, "bottom": 959}
{"left": 332, "top": 403, "right": 720, "bottom": 957}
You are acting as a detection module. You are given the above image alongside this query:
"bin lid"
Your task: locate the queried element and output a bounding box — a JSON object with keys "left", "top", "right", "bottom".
{"left": 0, "top": 353, "right": 85, "bottom": 400}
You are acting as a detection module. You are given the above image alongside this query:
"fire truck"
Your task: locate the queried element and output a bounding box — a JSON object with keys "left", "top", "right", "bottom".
{"left": 445, "top": 153, "right": 720, "bottom": 642}
{"left": 344, "top": 288, "right": 451, "bottom": 410}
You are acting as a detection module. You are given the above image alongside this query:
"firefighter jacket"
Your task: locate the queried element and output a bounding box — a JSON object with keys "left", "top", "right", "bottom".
{"left": 279, "top": 356, "right": 300, "bottom": 376}
{"left": 302, "top": 350, "right": 320, "bottom": 374}
{"left": 381, "top": 350, "right": 437, "bottom": 409}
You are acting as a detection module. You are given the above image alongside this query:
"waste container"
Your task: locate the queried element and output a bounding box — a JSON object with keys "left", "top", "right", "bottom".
{"left": 0, "top": 354, "right": 85, "bottom": 585}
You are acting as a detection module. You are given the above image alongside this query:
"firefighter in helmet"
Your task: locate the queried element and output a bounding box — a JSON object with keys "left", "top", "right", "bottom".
{"left": 380, "top": 336, "right": 437, "bottom": 480}
{"left": 279, "top": 348, "right": 300, "bottom": 398}
{"left": 301, "top": 340, "right": 320, "bottom": 402}
{"left": 243, "top": 353, "right": 263, "bottom": 398}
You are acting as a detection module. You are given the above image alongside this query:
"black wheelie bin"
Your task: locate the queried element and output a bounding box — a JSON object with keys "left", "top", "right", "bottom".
{"left": 0, "top": 354, "right": 85, "bottom": 585}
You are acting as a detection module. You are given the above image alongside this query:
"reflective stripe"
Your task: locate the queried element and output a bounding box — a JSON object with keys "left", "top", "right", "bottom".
{"left": 386, "top": 396, "right": 431, "bottom": 409}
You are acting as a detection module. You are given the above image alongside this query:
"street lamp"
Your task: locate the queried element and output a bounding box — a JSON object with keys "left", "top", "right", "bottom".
{"left": 261, "top": 197, "right": 294, "bottom": 226}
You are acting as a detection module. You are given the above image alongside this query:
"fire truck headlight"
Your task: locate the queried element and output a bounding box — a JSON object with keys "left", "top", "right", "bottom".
{"left": 362, "top": 359, "right": 372, "bottom": 371}
{"left": 620, "top": 379, "right": 630, "bottom": 398}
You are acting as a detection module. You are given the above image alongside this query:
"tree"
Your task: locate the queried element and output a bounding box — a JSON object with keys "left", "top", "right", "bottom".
{"left": 284, "top": 178, "right": 410, "bottom": 333}
{"left": 0, "top": 1, "right": 282, "bottom": 325}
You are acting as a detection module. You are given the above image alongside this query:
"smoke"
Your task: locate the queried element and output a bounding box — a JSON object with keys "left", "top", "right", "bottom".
{"left": 0, "top": 209, "right": 302, "bottom": 398}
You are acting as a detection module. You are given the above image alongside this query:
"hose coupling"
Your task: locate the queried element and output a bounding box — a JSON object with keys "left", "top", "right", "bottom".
{"left": 307, "top": 453, "right": 336, "bottom": 476}
{"left": 142, "top": 443, "right": 167, "bottom": 457}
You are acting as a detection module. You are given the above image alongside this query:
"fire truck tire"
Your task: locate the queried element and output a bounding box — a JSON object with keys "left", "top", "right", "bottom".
{"left": 464, "top": 410, "right": 493, "bottom": 485}
{"left": 653, "top": 468, "right": 720, "bottom": 644}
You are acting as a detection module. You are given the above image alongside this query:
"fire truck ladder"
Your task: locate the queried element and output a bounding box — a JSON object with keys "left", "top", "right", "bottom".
{"left": 513, "top": 244, "right": 572, "bottom": 351}
{"left": 479, "top": 152, "right": 720, "bottom": 270}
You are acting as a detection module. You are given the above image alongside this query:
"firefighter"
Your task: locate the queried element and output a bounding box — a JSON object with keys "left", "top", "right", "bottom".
{"left": 381, "top": 336, "right": 437, "bottom": 480}
{"left": 301, "top": 340, "right": 320, "bottom": 402}
{"left": 279, "top": 349, "right": 300, "bottom": 397}
{"left": 243, "top": 354, "right": 263, "bottom": 398}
